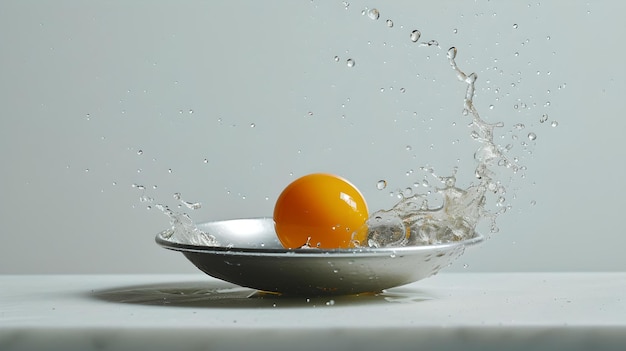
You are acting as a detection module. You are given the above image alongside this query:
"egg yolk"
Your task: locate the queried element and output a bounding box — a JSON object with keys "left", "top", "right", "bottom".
{"left": 273, "top": 173, "right": 369, "bottom": 249}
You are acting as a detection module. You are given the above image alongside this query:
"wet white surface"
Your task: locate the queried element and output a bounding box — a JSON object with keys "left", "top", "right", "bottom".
{"left": 1, "top": 273, "right": 625, "bottom": 350}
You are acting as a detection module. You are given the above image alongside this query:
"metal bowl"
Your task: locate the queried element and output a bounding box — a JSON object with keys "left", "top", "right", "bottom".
{"left": 156, "top": 217, "right": 483, "bottom": 295}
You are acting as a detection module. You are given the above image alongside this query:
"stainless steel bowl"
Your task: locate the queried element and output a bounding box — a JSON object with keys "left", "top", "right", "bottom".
{"left": 156, "top": 217, "right": 483, "bottom": 295}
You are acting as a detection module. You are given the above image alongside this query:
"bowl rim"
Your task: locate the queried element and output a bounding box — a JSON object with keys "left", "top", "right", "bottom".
{"left": 155, "top": 217, "right": 485, "bottom": 258}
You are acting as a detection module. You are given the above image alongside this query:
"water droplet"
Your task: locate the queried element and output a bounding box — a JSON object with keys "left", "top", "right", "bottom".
{"left": 405, "top": 145, "right": 412, "bottom": 151}
{"left": 346, "top": 58, "right": 355, "bottom": 67}
{"left": 386, "top": 19, "right": 393, "bottom": 27}
{"left": 528, "top": 132, "right": 537, "bottom": 141}
{"left": 400, "top": 87, "right": 406, "bottom": 93}
{"left": 513, "top": 123, "right": 525, "bottom": 130}
{"left": 453, "top": 28, "right": 458, "bottom": 34}
{"left": 137, "top": 150, "right": 143, "bottom": 155}
{"left": 551, "top": 121, "right": 559, "bottom": 127}
{"left": 403, "top": 187, "right": 413, "bottom": 197}
{"left": 410, "top": 30, "right": 421, "bottom": 42}
{"left": 540, "top": 114, "right": 549, "bottom": 123}
{"left": 376, "top": 180, "right": 387, "bottom": 190}
{"left": 367, "top": 8, "right": 380, "bottom": 20}
{"left": 513, "top": 23, "right": 518, "bottom": 29}
{"left": 203, "top": 158, "right": 208, "bottom": 164}
{"left": 447, "top": 47, "right": 457, "bottom": 60}
{"left": 326, "top": 299, "right": 335, "bottom": 306}
{"left": 334, "top": 55, "right": 340, "bottom": 62}
{"left": 183, "top": 201, "right": 202, "bottom": 210}
{"left": 342, "top": 1, "right": 349, "bottom": 10}
{"left": 250, "top": 123, "right": 256, "bottom": 128}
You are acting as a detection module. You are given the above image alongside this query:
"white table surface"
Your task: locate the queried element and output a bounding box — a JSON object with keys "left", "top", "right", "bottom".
{"left": 1, "top": 273, "right": 625, "bottom": 351}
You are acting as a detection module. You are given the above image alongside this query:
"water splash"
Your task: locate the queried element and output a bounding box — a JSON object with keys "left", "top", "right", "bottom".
{"left": 157, "top": 204, "right": 219, "bottom": 246}
{"left": 152, "top": 7, "right": 531, "bottom": 250}
{"left": 354, "top": 46, "right": 513, "bottom": 248}
{"left": 138, "top": 188, "right": 218, "bottom": 246}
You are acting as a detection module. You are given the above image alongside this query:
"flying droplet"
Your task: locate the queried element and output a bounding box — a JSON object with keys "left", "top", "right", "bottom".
{"left": 447, "top": 47, "right": 457, "bottom": 60}
{"left": 528, "top": 132, "right": 537, "bottom": 141}
{"left": 386, "top": 19, "right": 394, "bottom": 28}
{"left": 513, "top": 23, "right": 519, "bottom": 29}
{"left": 410, "top": 30, "right": 421, "bottom": 42}
{"left": 334, "top": 55, "right": 340, "bottom": 62}
{"left": 376, "top": 180, "right": 387, "bottom": 190}
{"left": 367, "top": 8, "right": 380, "bottom": 20}
{"left": 346, "top": 58, "right": 355, "bottom": 67}
{"left": 551, "top": 121, "right": 559, "bottom": 127}
{"left": 183, "top": 201, "right": 202, "bottom": 210}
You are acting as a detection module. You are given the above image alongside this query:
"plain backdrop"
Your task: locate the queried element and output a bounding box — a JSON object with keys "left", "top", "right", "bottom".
{"left": 1, "top": 0, "right": 624, "bottom": 274}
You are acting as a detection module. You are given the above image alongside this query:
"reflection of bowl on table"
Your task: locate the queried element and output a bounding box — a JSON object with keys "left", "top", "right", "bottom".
{"left": 156, "top": 217, "right": 483, "bottom": 295}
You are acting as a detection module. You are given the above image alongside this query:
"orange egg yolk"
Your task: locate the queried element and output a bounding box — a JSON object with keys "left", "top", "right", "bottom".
{"left": 273, "top": 173, "right": 369, "bottom": 249}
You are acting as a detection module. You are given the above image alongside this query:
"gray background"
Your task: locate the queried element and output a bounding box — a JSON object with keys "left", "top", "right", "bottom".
{"left": 1, "top": 0, "right": 624, "bottom": 273}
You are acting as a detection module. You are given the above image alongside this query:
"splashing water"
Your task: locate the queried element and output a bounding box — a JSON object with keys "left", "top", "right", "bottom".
{"left": 150, "top": 6, "right": 533, "bottom": 249}
{"left": 140, "top": 190, "right": 219, "bottom": 246}
{"left": 355, "top": 45, "right": 511, "bottom": 248}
